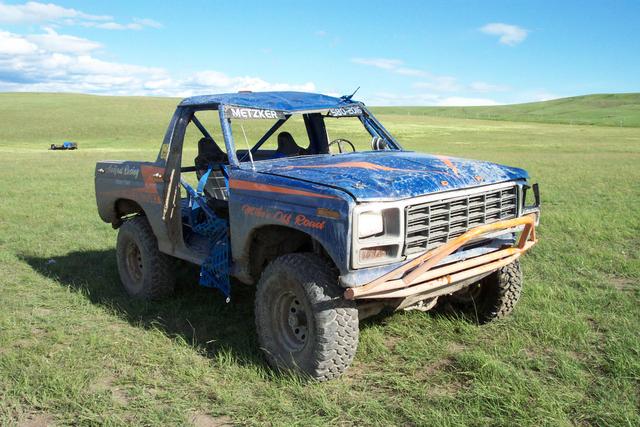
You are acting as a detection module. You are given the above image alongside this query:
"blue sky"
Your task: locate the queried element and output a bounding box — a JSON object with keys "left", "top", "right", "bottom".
{"left": 0, "top": 0, "right": 638, "bottom": 105}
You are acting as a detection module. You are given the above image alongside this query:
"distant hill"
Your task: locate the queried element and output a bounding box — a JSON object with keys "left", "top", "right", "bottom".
{"left": 1, "top": 92, "right": 638, "bottom": 146}
{"left": 0, "top": 92, "right": 179, "bottom": 145}
{"left": 370, "top": 93, "right": 640, "bottom": 127}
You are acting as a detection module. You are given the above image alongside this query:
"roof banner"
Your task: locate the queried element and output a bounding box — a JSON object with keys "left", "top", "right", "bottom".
{"left": 224, "top": 105, "right": 286, "bottom": 120}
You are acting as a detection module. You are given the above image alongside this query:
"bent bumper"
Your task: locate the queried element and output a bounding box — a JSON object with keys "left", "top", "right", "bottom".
{"left": 344, "top": 214, "right": 538, "bottom": 300}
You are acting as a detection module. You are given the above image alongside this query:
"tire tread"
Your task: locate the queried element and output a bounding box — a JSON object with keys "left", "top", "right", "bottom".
{"left": 255, "top": 253, "right": 359, "bottom": 381}
{"left": 116, "top": 216, "right": 175, "bottom": 299}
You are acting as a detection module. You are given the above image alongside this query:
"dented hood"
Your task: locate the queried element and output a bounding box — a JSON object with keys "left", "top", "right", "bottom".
{"left": 256, "top": 151, "right": 528, "bottom": 201}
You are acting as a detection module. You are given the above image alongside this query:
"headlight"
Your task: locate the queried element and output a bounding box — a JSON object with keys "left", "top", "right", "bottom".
{"left": 358, "top": 210, "right": 384, "bottom": 238}
{"left": 352, "top": 205, "right": 404, "bottom": 268}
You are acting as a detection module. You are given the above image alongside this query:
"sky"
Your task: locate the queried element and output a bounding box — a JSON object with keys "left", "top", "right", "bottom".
{"left": 0, "top": 0, "right": 638, "bottom": 106}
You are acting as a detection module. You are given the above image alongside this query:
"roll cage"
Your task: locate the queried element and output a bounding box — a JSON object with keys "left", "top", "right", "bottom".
{"left": 157, "top": 96, "right": 405, "bottom": 251}
{"left": 180, "top": 103, "right": 403, "bottom": 168}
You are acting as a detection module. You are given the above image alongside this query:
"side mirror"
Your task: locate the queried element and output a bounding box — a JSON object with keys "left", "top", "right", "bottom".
{"left": 371, "top": 137, "right": 388, "bottom": 151}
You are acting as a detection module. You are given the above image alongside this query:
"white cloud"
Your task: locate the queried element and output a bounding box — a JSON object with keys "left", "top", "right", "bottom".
{"left": 88, "top": 18, "right": 163, "bottom": 31}
{"left": 354, "top": 57, "right": 509, "bottom": 98}
{"left": 26, "top": 27, "right": 101, "bottom": 53}
{"left": 0, "top": 1, "right": 110, "bottom": 24}
{"left": 185, "top": 71, "right": 315, "bottom": 93}
{"left": 132, "top": 18, "right": 162, "bottom": 29}
{"left": 394, "top": 67, "right": 428, "bottom": 77}
{"left": 352, "top": 57, "right": 430, "bottom": 77}
{"left": 355, "top": 58, "right": 481, "bottom": 83}
{"left": 436, "top": 97, "right": 499, "bottom": 106}
{"left": 413, "top": 76, "right": 461, "bottom": 92}
{"left": 368, "top": 92, "right": 439, "bottom": 105}
{"left": 0, "top": 2, "right": 161, "bottom": 31}
{"left": 93, "top": 22, "right": 137, "bottom": 30}
{"left": 468, "top": 81, "right": 509, "bottom": 92}
{"left": 351, "top": 57, "right": 404, "bottom": 71}
{"left": 0, "top": 29, "right": 315, "bottom": 96}
{"left": 351, "top": 57, "right": 435, "bottom": 79}
{"left": 365, "top": 92, "right": 500, "bottom": 106}
{"left": 0, "top": 30, "right": 38, "bottom": 54}
{"left": 533, "top": 93, "right": 557, "bottom": 102}
{"left": 480, "top": 23, "right": 528, "bottom": 46}
{"left": 519, "top": 90, "right": 559, "bottom": 102}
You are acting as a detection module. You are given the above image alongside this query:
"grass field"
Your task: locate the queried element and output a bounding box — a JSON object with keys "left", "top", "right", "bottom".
{"left": 372, "top": 93, "right": 640, "bottom": 127}
{"left": 0, "top": 93, "right": 639, "bottom": 426}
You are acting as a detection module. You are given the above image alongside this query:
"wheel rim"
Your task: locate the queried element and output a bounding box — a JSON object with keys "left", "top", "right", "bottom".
{"left": 452, "top": 282, "right": 483, "bottom": 304}
{"left": 125, "top": 240, "right": 143, "bottom": 283}
{"left": 273, "top": 291, "right": 309, "bottom": 353}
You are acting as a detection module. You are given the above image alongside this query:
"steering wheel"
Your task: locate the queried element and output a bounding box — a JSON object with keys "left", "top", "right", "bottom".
{"left": 329, "top": 138, "right": 356, "bottom": 153}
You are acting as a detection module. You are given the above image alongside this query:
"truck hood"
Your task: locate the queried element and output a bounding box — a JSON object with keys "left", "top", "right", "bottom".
{"left": 255, "top": 151, "right": 528, "bottom": 201}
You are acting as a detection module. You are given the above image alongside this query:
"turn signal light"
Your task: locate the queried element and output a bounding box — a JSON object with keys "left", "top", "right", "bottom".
{"left": 359, "top": 245, "right": 394, "bottom": 262}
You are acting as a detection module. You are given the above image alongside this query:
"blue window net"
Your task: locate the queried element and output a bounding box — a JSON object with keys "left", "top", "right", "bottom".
{"left": 181, "top": 167, "right": 231, "bottom": 301}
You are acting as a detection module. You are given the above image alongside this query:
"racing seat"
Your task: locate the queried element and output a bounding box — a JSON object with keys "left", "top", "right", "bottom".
{"left": 276, "top": 132, "right": 303, "bottom": 157}
{"left": 194, "top": 137, "right": 228, "bottom": 201}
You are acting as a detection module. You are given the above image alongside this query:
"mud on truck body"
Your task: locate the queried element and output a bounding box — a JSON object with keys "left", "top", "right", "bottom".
{"left": 95, "top": 91, "right": 540, "bottom": 380}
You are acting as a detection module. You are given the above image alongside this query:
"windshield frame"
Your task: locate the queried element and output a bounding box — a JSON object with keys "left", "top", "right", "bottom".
{"left": 219, "top": 103, "right": 403, "bottom": 168}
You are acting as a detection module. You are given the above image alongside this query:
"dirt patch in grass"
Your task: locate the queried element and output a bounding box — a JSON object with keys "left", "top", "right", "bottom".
{"left": 609, "top": 276, "right": 635, "bottom": 293}
{"left": 18, "top": 412, "right": 55, "bottom": 427}
{"left": 89, "top": 375, "right": 129, "bottom": 405}
{"left": 424, "top": 381, "right": 464, "bottom": 397}
{"left": 343, "top": 360, "right": 366, "bottom": 380}
{"left": 189, "top": 412, "right": 234, "bottom": 427}
{"left": 13, "top": 339, "right": 35, "bottom": 349}
{"left": 33, "top": 307, "right": 53, "bottom": 316}
{"left": 383, "top": 335, "right": 401, "bottom": 351}
{"left": 521, "top": 347, "right": 538, "bottom": 359}
{"left": 447, "top": 342, "right": 466, "bottom": 354}
{"left": 420, "top": 357, "right": 466, "bottom": 396}
{"left": 423, "top": 357, "right": 453, "bottom": 376}
{"left": 586, "top": 317, "right": 605, "bottom": 341}
{"left": 106, "top": 323, "right": 126, "bottom": 332}
{"left": 413, "top": 342, "right": 468, "bottom": 397}
{"left": 31, "top": 327, "right": 46, "bottom": 336}
{"left": 11, "top": 328, "right": 48, "bottom": 351}
{"left": 420, "top": 343, "right": 466, "bottom": 377}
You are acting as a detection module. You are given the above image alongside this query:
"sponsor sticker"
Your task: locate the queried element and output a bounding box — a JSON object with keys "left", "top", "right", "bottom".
{"left": 224, "top": 106, "right": 286, "bottom": 120}
{"left": 242, "top": 204, "right": 326, "bottom": 230}
{"left": 327, "top": 106, "right": 363, "bottom": 117}
{"left": 104, "top": 164, "right": 140, "bottom": 178}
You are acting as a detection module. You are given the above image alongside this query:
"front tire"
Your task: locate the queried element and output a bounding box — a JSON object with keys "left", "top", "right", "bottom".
{"left": 116, "top": 216, "right": 175, "bottom": 299}
{"left": 448, "top": 259, "right": 523, "bottom": 323}
{"left": 255, "top": 253, "right": 359, "bottom": 381}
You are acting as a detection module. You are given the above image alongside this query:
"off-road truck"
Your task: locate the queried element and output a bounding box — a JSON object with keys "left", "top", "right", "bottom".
{"left": 95, "top": 91, "right": 540, "bottom": 380}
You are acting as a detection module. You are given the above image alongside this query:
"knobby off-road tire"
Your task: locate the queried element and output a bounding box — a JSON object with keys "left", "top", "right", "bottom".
{"left": 116, "top": 216, "right": 176, "bottom": 300}
{"left": 255, "top": 253, "right": 359, "bottom": 381}
{"left": 450, "top": 259, "right": 523, "bottom": 324}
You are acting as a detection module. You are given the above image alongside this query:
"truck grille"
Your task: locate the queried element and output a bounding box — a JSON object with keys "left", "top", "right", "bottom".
{"left": 404, "top": 185, "right": 518, "bottom": 255}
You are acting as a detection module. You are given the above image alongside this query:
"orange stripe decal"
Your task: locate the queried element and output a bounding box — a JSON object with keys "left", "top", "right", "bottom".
{"left": 435, "top": 155, "right": 459, "bottom": 176}
{"left": 229, "top": 179, "right": 339, "bottom": 199}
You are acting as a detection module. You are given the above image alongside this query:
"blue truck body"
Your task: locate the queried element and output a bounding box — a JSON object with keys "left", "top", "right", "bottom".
{"left": 95, "top": 91, "right": 538, "bottom": 294}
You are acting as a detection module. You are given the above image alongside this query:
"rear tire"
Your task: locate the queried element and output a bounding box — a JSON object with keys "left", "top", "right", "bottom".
{"left": 255, "top": 253, "right": 359, "bottom": 381}
{"left": 116, "top": 216, "right": 175, "bottom": 299}
{"left": 448, "top": 259, "right": 523, "bottom": 323}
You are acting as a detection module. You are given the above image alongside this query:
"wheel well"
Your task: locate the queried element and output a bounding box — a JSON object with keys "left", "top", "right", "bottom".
{"left": 113, "top": 199, "right": 145, "bottom": 228}
{"left": 248, "top": 225, "right": 334, "bottom": 282}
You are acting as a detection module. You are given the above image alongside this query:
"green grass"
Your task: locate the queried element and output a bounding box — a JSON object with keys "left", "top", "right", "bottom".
{"left": 0, "top": 93, "right": 639, "bottom": 426}
{"left": 372, "top": 93, "right": 640, "bottom": 127}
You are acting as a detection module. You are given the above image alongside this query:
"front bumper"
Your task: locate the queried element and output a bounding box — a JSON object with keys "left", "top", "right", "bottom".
{"left": 344, "top": 214, "right": 538, "bottom": 300}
